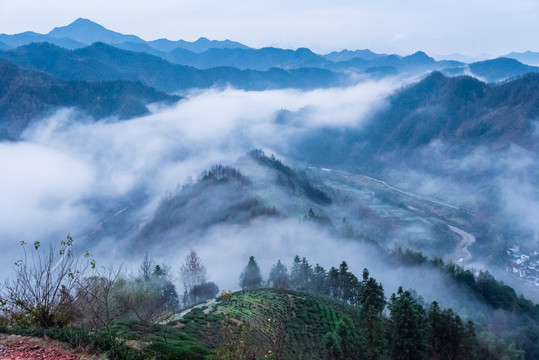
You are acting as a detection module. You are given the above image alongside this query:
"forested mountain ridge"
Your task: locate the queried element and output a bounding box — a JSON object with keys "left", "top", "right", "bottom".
{"left": 118, "top": 152, "right": 335, "bottom": 246}
{"left": 2, "top": 247, "right": 537, "bottom": 359}
{"left": 366, "top": 71, "right": 539, "bottom": 154}
{"left": 0, "top": 59, "right": 179, "bottom": 139}
{"left": 292, "top": 71, "right": 539, "bottom": 168}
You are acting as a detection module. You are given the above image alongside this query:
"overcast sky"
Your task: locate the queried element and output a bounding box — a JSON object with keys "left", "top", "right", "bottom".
{"left": 0, "top": 0, "right": 538, "bottom": 57}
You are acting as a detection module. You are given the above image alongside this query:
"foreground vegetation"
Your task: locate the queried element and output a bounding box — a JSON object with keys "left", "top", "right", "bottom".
{"left": 0, "top": 237, "right": 537, "bottom": 359}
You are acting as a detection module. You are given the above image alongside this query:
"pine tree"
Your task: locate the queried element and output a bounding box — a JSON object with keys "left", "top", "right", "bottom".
{"left": 359, "top": 269, "right": 387, "bottom": 360}
{"left": 389, "top": 287, "right": 428, "bottom": 360}
{"left": 290, "top": 255, "right": 302, "bottom": 290}
{"left": 312, "top": 264, "right": 328, "bottom": 295}
{"left": 338, "top": 261, "right": 359, "bottom": 304}
{"left": 359, "top": 268, "right": 386, "bottom": 314}
{"left": 299, "top": 257, "right": 314, "bottom": 291}
{"left": 269, "top": 259, "right": 290, "bottom": 290}
{"left": 428, "top": 302, "right": 478, "bottom": 360}
{"left": 239, "top": 256, "right": 263, "bottom": 290}
{"left": 329, "top": 266, "right": 340, "bottom": 300}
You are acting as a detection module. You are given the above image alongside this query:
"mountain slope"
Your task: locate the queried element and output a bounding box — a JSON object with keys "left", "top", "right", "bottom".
{"left": 136, "top": 152, "right": 334, "bottom": 244}
{"left": 292, "top": 71, "right": 539, "bottom": 169}
{"left": 367, "top": 71, "right": 539, "bottom": 153}
{"left": 0, "top": 59, "right": 179, "bottom": 139}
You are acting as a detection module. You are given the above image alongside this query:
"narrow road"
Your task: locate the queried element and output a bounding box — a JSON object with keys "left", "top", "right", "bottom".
{"left": 448, "top": 225, "right": 476, "bottom": 263}
{"left": 320, "top": 168, "right": 459, "bottom": 210}
{"left": 317, "top": 167, "right": 474, "bottom": 263}
{"left": 0, "top": 334, "right": 93, "bottom": 360}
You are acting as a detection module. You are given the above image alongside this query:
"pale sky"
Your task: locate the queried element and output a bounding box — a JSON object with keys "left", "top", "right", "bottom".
{"left": 0, "top": 0, "right": 538, "bottom": 56}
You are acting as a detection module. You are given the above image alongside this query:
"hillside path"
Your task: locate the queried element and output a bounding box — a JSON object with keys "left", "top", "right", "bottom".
{"left": 448, "top": 225, "right": 476, "bottom": 263}
{"left": 0, "top": 333, "right": 97, "bottom": 360}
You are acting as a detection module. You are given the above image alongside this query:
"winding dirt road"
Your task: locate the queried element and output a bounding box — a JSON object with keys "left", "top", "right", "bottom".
{"left": 0, "top": 333, "right": 99, "bottom": 360}
{"left": 448, "top": 225, "right": 476, "bottom": 263}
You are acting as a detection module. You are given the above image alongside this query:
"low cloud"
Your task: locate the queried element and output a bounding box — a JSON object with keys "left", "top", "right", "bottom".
{"left": 0, "top": 141, "right": 95, "bottom": 240}
{"left": 0, "top": 78, "right": 398, "bottom": 249}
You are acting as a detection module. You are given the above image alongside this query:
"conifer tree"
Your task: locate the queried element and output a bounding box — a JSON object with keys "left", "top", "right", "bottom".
{"left": 359, "top": 269, "right": 387, "bottom": 360}
{"left": 269, "top": 259, "right": 290, "bottom": 290}
{"left": 299, "top": 257, "right": 314, "bottom": 290}
{"left": 239, "top": 256, "right": 263, "bottom": 290}
{"left": 312, "top": 264, "right": 328, "bottom": 295}
{"left": 389, "top": 287, "right": 428, "bottom": 360}
{"left": 290, "top": 255, "right": 302, "bottom": 290}
{"left": 359, "top": 268, "right": 385, "bottom": 314}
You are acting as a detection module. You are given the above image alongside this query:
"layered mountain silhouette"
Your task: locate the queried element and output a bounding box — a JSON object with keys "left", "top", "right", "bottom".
{"left": 0, "top": 59, "right": 179, "bottom": 139}
{"left": 0, "top": 18, "right": 249, "bottom": 53}
{"left": 3, "top": 18, "right": 539, "bottom": 83}
{"left": 0, "top": 42, "right": 346, "bottom": 92}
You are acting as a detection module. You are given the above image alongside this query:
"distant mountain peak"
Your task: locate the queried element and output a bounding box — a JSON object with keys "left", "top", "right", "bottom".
{"left": 72, "top": 17, "right": 101, "bottom": 26}
{"left": 49, "top": 18, "right": 106, "bottom": 35}
{"left": 48, "top": 18, "right": 145, "bottom": 45}
{"left": 410, "top": 50, "right": 429, "bottom": 58}
{"left": 296, "top": 47, "right": 314, "bottom": 53}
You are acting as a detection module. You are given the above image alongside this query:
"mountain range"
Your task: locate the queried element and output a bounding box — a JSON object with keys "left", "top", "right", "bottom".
{"left": 0, "top": 18, "right": 248, "bottom": 53}
{"left": 2, "top": 18, "right": 539, "bottom": 82}
{"left": 0, "top": 42, "right": 347, "bottom": 93}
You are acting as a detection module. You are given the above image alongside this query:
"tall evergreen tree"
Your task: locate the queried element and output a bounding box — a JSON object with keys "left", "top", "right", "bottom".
{"left": 269, "top": 259, "right": 290, "bottom": 290}
{"left": 290, "top": 255, "right": 302, "bottom": 290}
{"left": 239, "top": 256, "right": 263, "bottom": 290}
{"left": 299, "top": 257, "right": 314, "bottom": 291}
{"left": 359, "top": 269, "right": 387, "bottom": 360}
{"left": 389, "top": 287, "right": 428, "bottom": 360}
{"left": 428, "top": 302, "right": 478, "bottom": 360}
{"left": 359, "top": 268, "right": 386, "bottom": 314}
{"left": 329, "top": 266, "right": 341, "bottom": 300}
{"left": 312, "top": 264, "right": 329, "bottom": 295}
{"left": 338, "top": 261, "right": 359, "bottom": 304}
